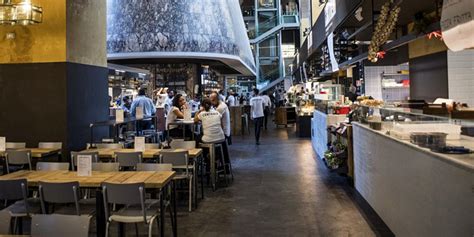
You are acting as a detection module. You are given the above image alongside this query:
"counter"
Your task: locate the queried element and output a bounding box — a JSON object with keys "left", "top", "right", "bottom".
{"left": 353, "top": 122, "right": 474, "bottom": 236}
{"left": 311, "top": 110, "right": 346, "bottom": 159}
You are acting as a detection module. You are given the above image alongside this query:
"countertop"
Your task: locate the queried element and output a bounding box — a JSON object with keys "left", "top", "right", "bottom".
{"left": 353, "top": 122, "right": 474, "bottom": 172}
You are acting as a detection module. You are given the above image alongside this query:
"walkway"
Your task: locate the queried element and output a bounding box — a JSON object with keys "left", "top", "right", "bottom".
{"left": 177, "top": 126, "right": 392, "bottom": 236}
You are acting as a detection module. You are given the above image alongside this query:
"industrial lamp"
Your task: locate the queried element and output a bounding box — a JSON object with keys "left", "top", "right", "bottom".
{"left": 0, "top": 0, "right": 42, "bottom": 25}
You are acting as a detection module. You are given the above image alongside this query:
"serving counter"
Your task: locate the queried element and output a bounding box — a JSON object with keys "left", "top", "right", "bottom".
{"left": 311, "top": 110, "right": 346, "bottom": 159}
{"left": 353, "top": 122, "right": 474, "bottom": 236}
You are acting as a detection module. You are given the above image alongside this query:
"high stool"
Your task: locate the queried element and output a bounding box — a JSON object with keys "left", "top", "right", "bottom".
{"left": 199, "top": 140, "right": 229, "bottom": 191}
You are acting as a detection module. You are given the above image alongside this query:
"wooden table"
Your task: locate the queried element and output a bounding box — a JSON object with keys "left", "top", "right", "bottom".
{"left": 0, "top": 148, "right": 61, "bottom": 158}
{"left": 81, "top": 148, "right": 202, "bottom": 159}
{"left": 81, "top": 147, "right": 205, "bottom": 207}
{"left": 0, "top": 148, "right": 61, "bottom": 174}
{"left": 0, "top": 170, "right": 176, "bottom": 237}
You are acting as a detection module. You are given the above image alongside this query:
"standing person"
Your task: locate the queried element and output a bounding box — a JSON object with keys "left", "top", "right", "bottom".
{"left": 164, "top": 89, "right": 174, "bottom": 116}
{"left": 194, "top": 98, "right": 225, "bottom": 143}
{"left": 250, "top": 88, "right": 265, "bottom": 145}
{"left": 226, "top": 90, "right": 236, "bottom": 107}
{"left": 121, "top": 96, "right": 132, "bottom": 114}
{"left": 210, "top": 91, "right": 232, "bottom": 166}
{"left": 261, "top": 91, "right": 272, "bottom": 130}
{"left": 218, "top": 90, "right": 226, "bottom": 102}
{"left": 131, "top": 88, "right": 156, "bottom": 131}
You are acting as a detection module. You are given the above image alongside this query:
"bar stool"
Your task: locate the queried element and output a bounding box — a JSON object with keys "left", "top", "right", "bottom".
{"left": 199, "top": 140, "right": 229, "bottom": 191}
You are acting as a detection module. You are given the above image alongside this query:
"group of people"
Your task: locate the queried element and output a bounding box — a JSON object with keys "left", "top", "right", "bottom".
{"left": 115, "top": 86, "right": 279, "bottom": 145}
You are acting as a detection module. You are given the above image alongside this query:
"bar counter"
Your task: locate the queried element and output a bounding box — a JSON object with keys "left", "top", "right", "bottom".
{"left": 352, "top": 122, "right": 473, "bottom": 236}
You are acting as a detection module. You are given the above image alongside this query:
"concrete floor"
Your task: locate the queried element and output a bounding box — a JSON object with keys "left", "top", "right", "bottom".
{"left": 172, "top": 126, "right": 392, "bottom": 237}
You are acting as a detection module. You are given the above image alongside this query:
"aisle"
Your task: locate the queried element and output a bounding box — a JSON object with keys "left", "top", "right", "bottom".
{"left": 178, "top": 126, "right": 390, "bottom": 236}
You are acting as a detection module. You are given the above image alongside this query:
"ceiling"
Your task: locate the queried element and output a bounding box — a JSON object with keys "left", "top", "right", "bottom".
{"left": 341, "top": 0, "right": 440, "bottom": 41}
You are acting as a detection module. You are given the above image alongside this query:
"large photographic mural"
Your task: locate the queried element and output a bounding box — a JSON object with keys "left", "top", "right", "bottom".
{"left": 107, "top": 0, "right": 256, "bottom": 75}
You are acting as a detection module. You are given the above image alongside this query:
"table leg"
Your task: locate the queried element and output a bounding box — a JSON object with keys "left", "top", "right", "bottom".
{"left": 96, "top": 189, "right": 106, "bottom": 237}
{"left": 200, "top": 154, "right": 204, "bottom": 199}
{"left": 172, "top": 181, "right": 177, "bottom": 237}
{"left": 194, "top": 159, "right": 197, "bottom": 209}
{"left": 160, "top": 187, "right": 165, "bottom": 237}
{"left": 1, "top": 157, "right": 8, "bottom": 174}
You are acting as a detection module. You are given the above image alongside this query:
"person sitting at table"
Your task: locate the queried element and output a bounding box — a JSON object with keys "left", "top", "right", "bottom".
{"left": 194, "top": 98, "right": 225, "bottom": 143}
{"left": 166, "top": 94, "right": 191, "bottom": 140}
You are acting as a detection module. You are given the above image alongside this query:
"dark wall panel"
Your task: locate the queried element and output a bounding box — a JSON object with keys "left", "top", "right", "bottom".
{"left": 0, "top": 62, "right": 108, "bottom": 154}
{"left": 66, "top": 63, "right": 108, "bottom": 151}
{"left": 409, "top": 51, "right": 448, "bottom": 102}
{"left": 0, "top": 63, "right": 68, "bottom": 147}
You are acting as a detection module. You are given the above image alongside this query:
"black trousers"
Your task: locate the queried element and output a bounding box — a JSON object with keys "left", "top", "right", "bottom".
{"left": 263, "top": 107, "right": 269, "bottom": 129}
{"left": 254, "top": 117, "right": 264, "bottom": 142}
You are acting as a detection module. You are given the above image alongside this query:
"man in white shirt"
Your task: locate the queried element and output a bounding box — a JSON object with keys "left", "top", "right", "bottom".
{"left": 210, "top": 91, "right": 233, "bottom": 165}
{"left": 249, "top": 88, "right": 265, "bottom": 145}
{"left": 261, "top": 91, "right": 271, "bottom": 130}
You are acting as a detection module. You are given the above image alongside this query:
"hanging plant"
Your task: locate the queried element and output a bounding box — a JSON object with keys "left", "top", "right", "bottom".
{"left": 368, "top": 1, "right": 401, "bottom": 62}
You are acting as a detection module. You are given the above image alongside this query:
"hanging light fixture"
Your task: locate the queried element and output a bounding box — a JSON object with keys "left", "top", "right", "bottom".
{"left": 0, "top": 0, "right": 42, "bottom": 25}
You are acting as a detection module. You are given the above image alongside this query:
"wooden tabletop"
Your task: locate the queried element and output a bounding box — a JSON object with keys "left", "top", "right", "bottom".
{"left": 81, "top": 148, "right": 202, "bottom": 159}
{"left": 0, "top": 148, "right": 61, "bottom": 158}
{"left": 0, "top": 170, "right": 175, "bottom": 189}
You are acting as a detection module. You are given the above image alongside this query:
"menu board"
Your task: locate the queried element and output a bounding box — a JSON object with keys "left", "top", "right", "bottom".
{"left": 134, "top": 136, "right": 145, "bottom": 151}
{"left": 136, "top": 106, "right": 144, "bottom": 119}
{"left": 116, "top": 109, "right": 124, "bottom": 123}
{"left": 0, "top": 137, "right": 5, "bottom": 152}
{"left": 77, "top": 155, "right": 92, "bottom": 176}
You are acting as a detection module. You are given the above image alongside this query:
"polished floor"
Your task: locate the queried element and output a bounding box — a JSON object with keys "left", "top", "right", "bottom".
{"left": 171, "top": 125, "right": 393, "bottom": 237}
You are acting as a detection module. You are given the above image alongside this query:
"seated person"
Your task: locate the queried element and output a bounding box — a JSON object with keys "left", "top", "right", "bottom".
{"left": 165, "top": 94, "right": 192, "bottom": 139}
{"left": 194, "top": 98, "right": 225, "bottom": 143}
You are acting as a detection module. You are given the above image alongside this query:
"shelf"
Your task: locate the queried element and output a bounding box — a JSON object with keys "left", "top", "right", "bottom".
{"left": 382, "top": 86, "right": 410, "bottom": 89}
{"left": 381, "top": 73, "right": 409, "bottom": 77}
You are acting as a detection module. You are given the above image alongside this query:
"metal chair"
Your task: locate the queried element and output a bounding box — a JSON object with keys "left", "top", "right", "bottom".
{"left": 5, "top": 142, "right": 26, "bottom": 149}
{"left": 137, "top": 163, "right": 172, "bottom": 172}
{"left": 0, "top": 209, "right": 11, "bottom": 235}
{"left": 5, "top": 150, "right": 32, "bottom": 174}
{"left": 38, "top": 181, "right": 94, "bottom": 216}
{"left": 92, "top": 162, "right": 120, "bottom": 172}
{"left": 114, "top": 152, "right": 142, "bottom": 171}
{"left": 31, "top": 214, "right": 91, "bottom": 237}
{"left": 170, "top": 140, "right": 196, "bottom": 150}
{"left": 101, "top": 182, "right": 160, "bottom": 237}
{"left": 160, "top": 150, "right": 193, "bottom": 211}
{"left": 145, "top": 143, "right": 160, "bottom": 149}
{"left": 36, "top": 162, "right": 69, "bottom": 171}
{"left": 0, "top": 179, "right": 40, "bottom": 234}
{"left": 70, "top": 151, "right": 99, "bottom": 171}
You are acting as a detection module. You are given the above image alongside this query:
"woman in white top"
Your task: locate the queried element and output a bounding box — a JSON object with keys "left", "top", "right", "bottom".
{"left": 166, "top": 94, "right": 189, "bottom": 138}
{"left": 194, "top": 98, "right": 225, "bottom": 143}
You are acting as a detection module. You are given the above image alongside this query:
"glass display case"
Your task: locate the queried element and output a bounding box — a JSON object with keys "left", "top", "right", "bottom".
{"left": 355, "top": 105, "right": 474, "bottom": 138}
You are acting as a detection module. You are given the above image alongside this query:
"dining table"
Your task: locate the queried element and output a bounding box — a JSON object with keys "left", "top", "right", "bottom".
{"left": 80, "top": 147, "right": 205, "bottom": 207}
{"left": 0, "top": 148, "right": 61, "bottom": 174}
{"left": 0, "top": 170, "right": 177, "bottom": 237}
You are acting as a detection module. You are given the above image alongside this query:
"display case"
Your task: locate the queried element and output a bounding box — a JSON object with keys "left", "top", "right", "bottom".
{"left": 355, "top": 105, "right": 474, "bottom": 138}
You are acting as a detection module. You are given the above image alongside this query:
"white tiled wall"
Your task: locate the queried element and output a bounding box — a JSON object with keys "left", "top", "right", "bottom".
{"left": 364, "top": 64, "right": 409, "bottom": 100}
{"left": 353, "top": 124, "right": 473, "bottom": 237}
{"left": 448, "top": 49, "right": 474, "bottom": 106}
